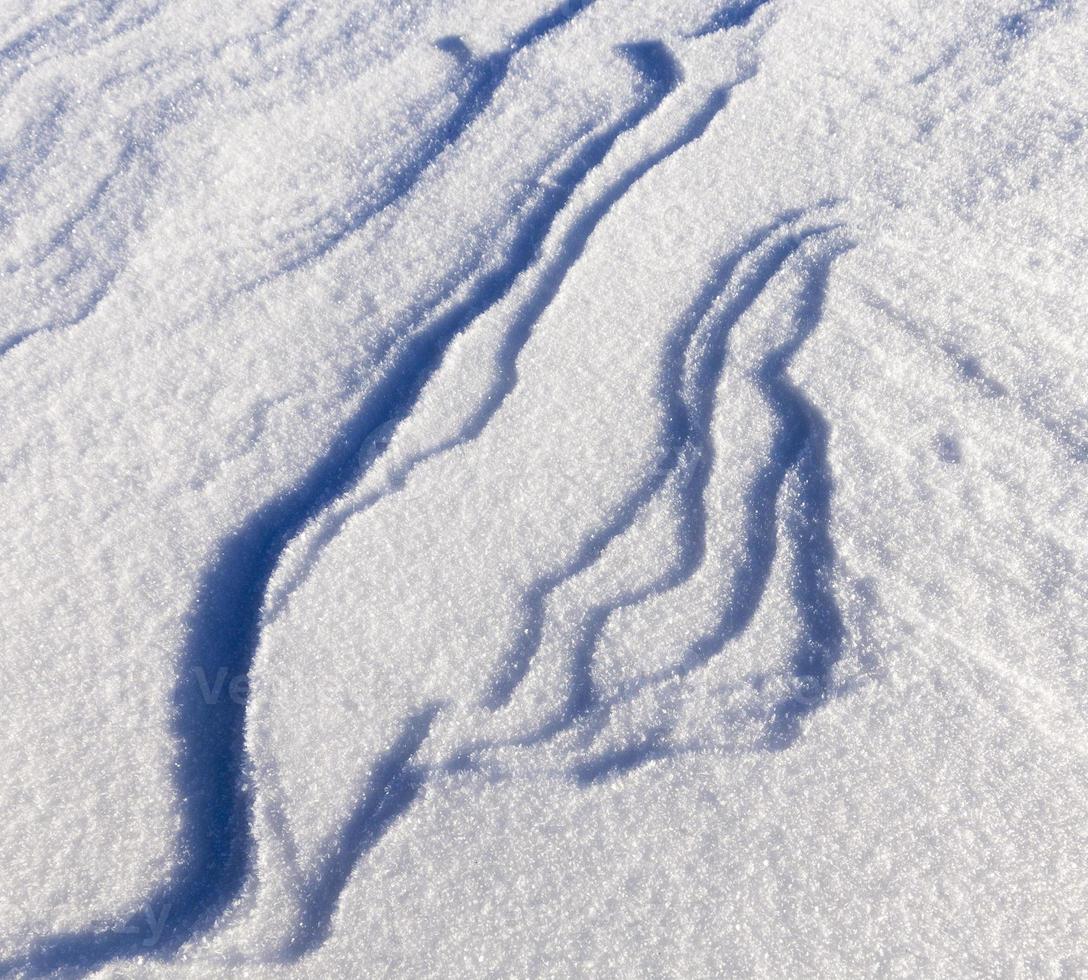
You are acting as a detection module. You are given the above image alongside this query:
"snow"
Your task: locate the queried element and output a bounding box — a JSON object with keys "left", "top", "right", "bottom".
{"left": 1, "top": 0, "right": 1086, "bottom": 975}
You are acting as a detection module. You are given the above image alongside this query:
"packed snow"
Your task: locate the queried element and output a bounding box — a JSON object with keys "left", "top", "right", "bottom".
{"left": 1, "top": 0, "right": 1086, "bottom": 975}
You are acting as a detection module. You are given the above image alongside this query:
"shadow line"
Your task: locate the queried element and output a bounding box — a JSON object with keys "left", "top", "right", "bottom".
{"left": 0, "top": 2, "right": 620, "bottom": 975}
{"left": 281, "top": 706, "right": 441, "bottom": 960}
{"left": 687, "top": 0, "right": 775, "bottom": 38}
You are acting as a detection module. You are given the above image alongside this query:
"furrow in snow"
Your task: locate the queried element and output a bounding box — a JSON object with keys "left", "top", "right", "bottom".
{"left": 243, "top": 40, "right": 778, "bottom": 963}
{"left": 0, "top": 0, "right": 165, "bottom": 95}
{"left": 443, "top": 217, "right": 852, "bottom": 779}
{"left": 279, "top": 704, "right": 441, "bottom": 960}
{"left": 0, "top": 85, "right": 191, "bottom": 358}
{"left": 263, "top": 59, "right": 753, "bottom": 630}
{"left": 585, "top": 234, "right": 853, "bottom": 757}
{"left": 245, "top": 40, "right": 696, "bottom": 959}
{"left": 258, "top": 40, "right": 688, "bottom": 626}
{"left": 237, "top": 0, "right": 602, "bottom": 289}
{"left": 483, "top": 212, "right": 817, "bottom": 716}
{"left": 0, "top": 16, "right": 670, "bottom": 979}
{"left": 687, "top": 0, "right": 777, "bottom": 39}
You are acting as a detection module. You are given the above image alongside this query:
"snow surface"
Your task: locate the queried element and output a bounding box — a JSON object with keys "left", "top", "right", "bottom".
{"left": 1, "top": 0, "right": 1086, "bottom": 975}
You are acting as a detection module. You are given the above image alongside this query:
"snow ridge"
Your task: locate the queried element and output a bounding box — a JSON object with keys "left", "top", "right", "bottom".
{"left": 0, "top": 8, "right": 712, "bottom": 977}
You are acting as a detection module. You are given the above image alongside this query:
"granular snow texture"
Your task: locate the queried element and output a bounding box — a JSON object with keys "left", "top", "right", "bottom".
{"left": 0, "top": 0, "right": 1086, "bottom": 976}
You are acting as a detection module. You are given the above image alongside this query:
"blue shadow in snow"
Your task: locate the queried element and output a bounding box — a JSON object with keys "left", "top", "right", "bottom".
{"left": 564, "top": 224, "right": 830, "bottom": 726}
{"left": 561, "top": 233, "right": 852, "bottom": 773}
{"left": 260, "top": 40, "right": 683, "bottom": 620}
{"left": 0, "top": 133, "right": 142, "bottom": 361}
{"left": 258, "top": 0, "right": 601, "bottom": 282}
{"left": 0, "top": 14, "right": 677, "bottom": 978}
{"left": 758, "top": 244, "right": 853, "bottom": 749}
{"left": 281, "top": 705, "right": 440, "bottom": 960}
{"left": 481, "top": 79, "right": 752, "bottom": 710}
{"left": 998, "top": 0, "right": 1060, "bottom": 40}
{"left": 0, "top": 1, "right": 164, "bottom": 84}
{"left": 664, "top": 230, "right": 847, "bottom": 683}
{"left": 586, "top": 234, "right": 852, "bottom": 756}
{"left": 687, "top": 0, "right": 775, "bottom": 38}
{"left": 493, "top": 224, "right": 850, "bottom": 776}
{"left": 572, "top": 726, "right": 671, "bottom": 785}
{"left": 485, "top": 217, "right": 834, "bottom": 742}
{"left": 0, "top": 265, "right": 125, "bottom": 361}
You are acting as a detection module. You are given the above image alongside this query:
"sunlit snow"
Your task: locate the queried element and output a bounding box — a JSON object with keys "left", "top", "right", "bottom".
{"left": 1, "top": 0, "right": 1086, "bottom": 975}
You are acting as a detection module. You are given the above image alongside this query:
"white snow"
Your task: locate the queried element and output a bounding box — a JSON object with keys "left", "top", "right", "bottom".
{"left": 1, "top": 0, "right": 1086, "bottom": 976}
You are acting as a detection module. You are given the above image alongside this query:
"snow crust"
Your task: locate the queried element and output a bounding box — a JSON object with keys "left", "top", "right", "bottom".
{"left": 1, "top": 0, "right": 1086, "bottom": 975}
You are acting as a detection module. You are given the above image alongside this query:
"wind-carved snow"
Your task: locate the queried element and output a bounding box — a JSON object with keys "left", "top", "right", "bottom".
{"left": 1, "top": 0, "right": 1087, "bottom": 976}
